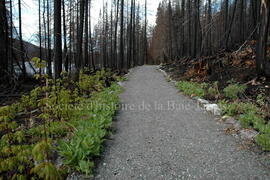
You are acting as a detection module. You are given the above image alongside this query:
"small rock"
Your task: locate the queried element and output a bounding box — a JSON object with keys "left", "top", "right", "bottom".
{"left": 239, "top": 129, "right": 259, "bottom": 140}
{"left": 204, "top": 104, "right": 221, "bottom": 116}
{"left": 113, "top": 171, "right": 119, "bottom": 176}
{"left": 197, "top": 98, "right": 209, "bottom": 105}
{"left": 55, "top": 157, "right": 63, "bottom": 168}
{"left": 222, "top": 116, "right": 237, "bottom": 125}
{"left": 221, "top": 115, "right": 230, "bottom": 120}
{"left": 234, "top": 121, "right": 242, "bottom": 129}
{"left": 117, "top": 81, "right": 124, "bottom": 87}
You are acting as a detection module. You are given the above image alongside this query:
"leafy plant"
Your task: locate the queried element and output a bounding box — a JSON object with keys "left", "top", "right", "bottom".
{"left": 219, "top": 100, "right": 258, "bottom": 116}
{"left": 223, "top": 83, "right": 247, "bottom": 99}
{"left": 0, "top": 104, "right": 17, "bottom": 122}
{"left": 176, "top": 81, "right": 205, "bottom": 97}
{"left": 258, "top": 123, "right": 270, "bottom": 134}
{"left": 58, "top": 83, "right": 122, "bottom": 174}
{"left": 78, "top": 70, "right": 105, "bottom": 94}
{"left": 257, "top": 93, "right": 266, "bottom": 107}
{"left": 256, "top": 132, "right": 270, "bottom": 151}
{"left": 31, "top": 162, "right": 63, "bottom": 180}
{"left": 238, "top": 112, "right": 264, "bottom": 129}
{"left": 0, "top": 65, "right": 122, "bottom": 178}
{"left": 256, "top": 124, "right": 270, "bottom": 151}
{"left": 207, "top": 81, "right": 220, "bottom": 98}
{"left": 32, "top": 140, "right": 52, "bottom": 162}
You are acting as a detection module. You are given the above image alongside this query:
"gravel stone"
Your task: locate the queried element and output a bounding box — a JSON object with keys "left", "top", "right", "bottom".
{"left": 93, "top": 66, "right": 270, "bottom": 180}
{"left": 197, "top": 98, "right": 210, "bottom": 105}
{"left": 239, "top": 129, "right": 259, "bottom": 140}
{"left": 204, "top": 104, "right": 222, "bottom": 116}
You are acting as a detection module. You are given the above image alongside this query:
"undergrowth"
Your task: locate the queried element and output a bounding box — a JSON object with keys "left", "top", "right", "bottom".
{"left": 0, "top": 58, "right": 123, "bottom": 179}
{"left": 176, "top": 81, "right": 205, "bottom": 97}
{"left": 176, "top": 80, "right": 270, "bottom": 151}
{"left": 223, "top": 83, "right": 247, "bottom": 99}
{"left": 58, "top": 84, "right": 122, "bottom": 175}
{"left": 176, "top": 81, "right": 221, "bottom": 99}
{"left": 219, "top": 100, "right": 270, "bottom": 150}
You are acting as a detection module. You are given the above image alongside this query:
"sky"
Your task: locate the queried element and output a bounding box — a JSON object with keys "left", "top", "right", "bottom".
{"left": 14, "top": 0, "right": 160, "bottom": 43}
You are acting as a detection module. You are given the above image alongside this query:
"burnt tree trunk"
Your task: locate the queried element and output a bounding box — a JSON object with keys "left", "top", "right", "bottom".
{"left": 76, "top": 0, "right": 85, "bottom": 70}
{"left": 47, "top": 0, "right": 52, "bottom": 77}
{"left": 18, "top": 0, "right": 26, "bottom": 78}
{"left": 54, "top": 0, "right": 62, "bottom": 79}
{"left": 84, "top": 0, "right": 89, "bottom": 67}
{"left": 0, "top": 0, "right": 8, "bottom": 81}
{"left": 256, "top": 0, "right": 270, "bottom": 77}
{"left": 63, "top": 0, "right": 69, "bottom": 72}
{"left": 120, "top": 0, "right": 124, "bottom": 72}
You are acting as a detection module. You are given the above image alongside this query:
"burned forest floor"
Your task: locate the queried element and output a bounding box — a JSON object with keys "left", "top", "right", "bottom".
{"left": 161, "top": 41, "right": 270, "bottom": 103}
{"left": 160, "top": 41, "right": 270, "bottom": 151}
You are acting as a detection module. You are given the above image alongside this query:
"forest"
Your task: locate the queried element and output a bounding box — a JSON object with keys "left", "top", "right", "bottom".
{"left": 0, "top": 0, "right": 270, "bottom": 179}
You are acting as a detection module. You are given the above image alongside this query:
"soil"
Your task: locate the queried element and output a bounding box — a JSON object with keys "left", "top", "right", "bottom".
{"left": 0, "top": 77, "right": 39, "bottom": 106}
{"left": 160, "top": 41, "right": 270, "bottom": 114}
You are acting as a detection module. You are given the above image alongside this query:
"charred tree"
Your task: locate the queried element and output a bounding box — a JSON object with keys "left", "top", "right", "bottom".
{"left": 54, "top": 0, "right": 62, "bottom": 79}
{"left": 256, "top": 0, "right": 270, "bottom": 77}
{"left": 0, "top": 0, "right": 8, "bottom": 81}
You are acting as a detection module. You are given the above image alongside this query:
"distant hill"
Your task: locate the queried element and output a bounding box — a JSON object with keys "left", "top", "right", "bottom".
{"left": 12, "top": 39, "right": 50, "bottom": 62}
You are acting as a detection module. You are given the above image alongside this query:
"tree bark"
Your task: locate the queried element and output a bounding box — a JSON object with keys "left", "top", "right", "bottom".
{"left": 225, "top": 0, "right": 239, "bottom": 50}
{"left": 54, "top": 0, "right": 62, "bottom": 79}
{"left": 9, "top": 0, "right": 14, "bottom": 75}
{"left": 120, "top": 0, "right": 124, "bottom": 72}
{"left": 89, "top": 0, "right": 95, "bottom": 70}
{"left": 84, "top": 0, "right": 89, "bottom": 67}
{"left": 256, "top": 0, "right": 270, "bottom": 77}
{"left": 47, "top": 0, "right": 52, "bottom": 77}
{"left": 63, "top": 0, "right": 69, "bottom": 72}
{"left": 114, "top": 0, "right": 120, "bottom": 69}
{"left": 144, "top": 0, "right": 148, "bottom": 64}
{"left": 0, "top": 0, "right": 8, "bottom": 81}
{"left": 18, "top": 0, "right": 26, "bottom": 78}
{"left": 76, "top": 0, "right": 85, "bottom": 70}
{"left": 38, "top": 0, "right": 42, "bottom": 74}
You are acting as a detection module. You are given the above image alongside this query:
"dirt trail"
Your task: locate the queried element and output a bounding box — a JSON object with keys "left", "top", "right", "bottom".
{"left": 94, "top": 65, "right": 269, "bottom": 180}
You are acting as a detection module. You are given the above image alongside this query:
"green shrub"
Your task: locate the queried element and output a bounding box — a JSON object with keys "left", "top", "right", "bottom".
{"left": 219, "top": 100, "right": 242, "bottom": 116}
{"left": 58, "top": 83, "right": 122, "bottom": 174}
{"left": 239, "top": 112, "right": 253, "bottom": 128}
{"left": 256, "top": 124, "right": 270, "bottom": 151}
{"left": 238, "top": 112, "right": 264, "bottom": 129}
{"left": 259, "top": 124, "right": 270, "bottom": 134}
{"left": 240, "top": 102, "right": 259, "bottom": 113}
{"left": 208, "top": 87, "right": 219, "bottom": 98}
{"left": 27, "top": 121, "right": 71, "bottom": 139}
{"left": 200, "top": 82, "right": 209, "bottom": 89}
{"left": 256, "top": 133, "right": 270, "bottom": 151}
{"left": 0, "top": 105, "right": 17, "bottom": 122}
{"left": 176, "top": 81, "right": 205, "bottom": 97}
{"left": 223, "top": 83, "right": 247, "bottom": 99}
{"left": 257, "top": 93, "right": 266, "bottom": 107}
{"left": 253, "top": 117, "right": 266, "bottom": 131}
{"left": 207, "top": 82, "right": 220, "bottom": 97}
{"left": 219, "top": 101, "right": 258, "bottom": 116}
{"left": 0, "top": 67, "right": 123, "bottom": 178}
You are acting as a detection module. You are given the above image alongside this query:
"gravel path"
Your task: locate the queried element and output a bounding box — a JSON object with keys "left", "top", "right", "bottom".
{"left": 94, "top": 66, "right": 270, "bottom": 180}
